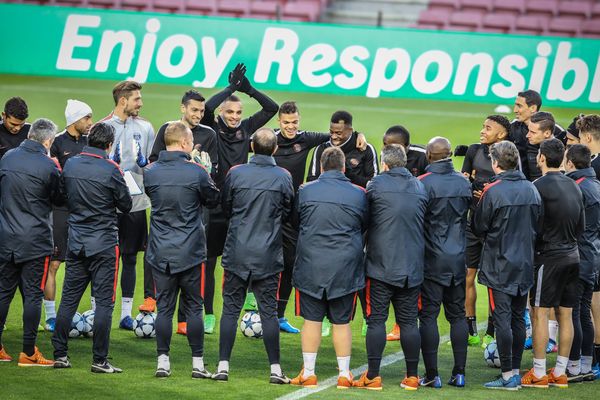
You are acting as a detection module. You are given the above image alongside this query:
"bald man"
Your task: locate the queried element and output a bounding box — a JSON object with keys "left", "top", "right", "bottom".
{"left": 417, "top": 137, "right": 472, "bottom": 388}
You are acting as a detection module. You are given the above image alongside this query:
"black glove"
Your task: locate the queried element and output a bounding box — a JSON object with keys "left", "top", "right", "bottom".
{"left": 238, "top": 76, "right": 255, "bottom": 95}
{"left": 453, "top": 145, "right": 468, "bottom": 157}
{"left": 228, "top": 63, "right": 246, "bottom": 90}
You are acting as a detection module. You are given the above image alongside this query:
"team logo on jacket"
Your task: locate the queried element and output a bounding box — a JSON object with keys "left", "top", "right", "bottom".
{"left": 293, "top": 144, "right": 302, "bottom": 153}
{"left": 235, "top": 130, "right": 243, "bottom": 140}
{"left": 349, "top": 158, "right": 359, "bottom": 167}
{"left": 133, "top": 133, "right": 142, "bottom": 141}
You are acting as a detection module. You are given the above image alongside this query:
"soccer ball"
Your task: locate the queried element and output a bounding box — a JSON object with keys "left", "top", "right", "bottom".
{"left": 69, "top": 312, "right": 84, "bottom": 338}
{"left": 240, "top": 311, "right": 263, "bottom": 339}
{"left": 484, "top": 341, "right": 501, "bottom": 368}
{"left": 81, "top": 310, "right": 94, "bottom": 338}
{"left": 133, "top": 312, "right": 156, "bottom": 338}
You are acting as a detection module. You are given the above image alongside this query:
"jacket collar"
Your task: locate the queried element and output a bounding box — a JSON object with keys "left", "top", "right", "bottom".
{"left": 249, "top": 154, "right": 276, "bottom": 166}
{"left": 20, "top": 139, "right": 47, "bottom": 154}
{"left": 157, "top": 150, "right": 191, "bottom": 162}
{"left": 496, "top": 169, "right": 526, "bottom": 181}
{"left": 567, "top": 167, "right": 596, "bottom": 180}
{"left": 425, "top": 158, "right": 454, "bottom": 174}
{"left": 320, "top": 170, "right": 350, "bottom": 181}
{"left": 386, "top": 166, "right": 413, "bottom": 177}
{"left": 81, "top": 146, "right": 108, "bottom": 159}
{"left": 337, "top": 132, "right": 357, "bottom": 154}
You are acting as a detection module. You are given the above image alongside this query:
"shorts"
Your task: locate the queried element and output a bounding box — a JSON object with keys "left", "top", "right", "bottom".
{"left": 206, "top": 205, "right": 229, "bottom": 258}
{"left": 465, "top": 221, "right": 483, "bottom": 268}
{"left": 51, "top": 206, "right": 69, "bottom": 262}
{"left": 295, "top": 290, "right": 357, "bottom": 324}
{"left": 117, "top": 210, "right": 148, "bottom": 254}
{"left": 531, "top": 262, "right": 579, "bottom": 308}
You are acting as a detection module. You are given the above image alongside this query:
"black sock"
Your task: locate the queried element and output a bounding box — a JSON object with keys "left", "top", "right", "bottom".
{"left": 367, "top": 358, "right": 381, "bottom": 379}
{"left": 486, "top": 315, "right": 495, "bottom": 337}
{"left": 467, "top": 316, "right": 477, "bottom": 336}
{"left": 594, "top": 344, "right": 600, "bottom": 366}
{"left": 23, "top": 344, "right": 35, "bottom": 357}
{"left": 452, "top": 366, "right": 465, "bottom": 376}
{"left": 426, "top": 368, "right": 438, "bottom": 380}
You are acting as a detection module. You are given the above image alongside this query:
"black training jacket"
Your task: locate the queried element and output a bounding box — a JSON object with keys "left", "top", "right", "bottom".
{"left": 419, "top": 159, "right": 472, "bottom": 286}
{"left": 293, "top": 170, "right": 368, "bottom": 299}
{"left": 144, "top": 151, "right": 220, "bottom": 274}
{"left": 567, "top": 168, "right": 600, "bottom": 285}
{"left": 306, "top": 132, "right": 378, "bottom": 188}
{"left": 365, "top": 167, "right": 428, "bottom": 288}
{"left": 62, "top": 146, "right": 132, "bottom": 257}
{"left": 0, "top": 140, "right": 64, "bottom": 262}
{"left": 221, "top": 154, "right": 294, "bottom": 280}
{"left": 472, "top": 170, "right": 542, "bottom": 296}
{"left": 50, "top": 130, "right": 88, "bottom": 169}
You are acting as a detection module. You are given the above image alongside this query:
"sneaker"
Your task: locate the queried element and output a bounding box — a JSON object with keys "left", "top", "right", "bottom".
{"left": 155, "top": 354, "right": 170, "bottom": 378}
{"left": 524, "top": 337, "right": 533, "bottom": 350}
{"left": 448, "top": 373, "right": 465, "bottom": 387}
{"left": 481, "top": 334, "right": 494, "bottom": 349}
{"left": 580, "top": 371, "right": 595, "bottom": 382}
{"left": 155, "top": 367, "right": 171, "bottom": 378}
{"left": 270, "top": 372, "right": 291, "bottom": 385}
{"left": 514, "top": 374, "right": 522, "bottom": 388}
{"left": 192, "top": 368, "right": 212, "bottom": 379}
{"left": 401, "top": 376, "right": 419, "bottom": 391}
{"left": 0, "top": 346, "right": 12, "bottom": 362}
{"left": 278, "top": 317, "right": 299, "bottom": 334}
{"left": 290, "top": 369, "right": 318, "bottom": 387}
{"left": 484, "top": 376, "right": 519, "bottom": 390}
{"left": 566, "top": 371, "right": 583, "bottom": 383}
{"left": 468, "top": 334, "right": 481, "bottom": 347}
{"left": 119, "top": 316, "right": 134, "bottom": 331}
{"left": 593, "top": 363, "right": 600, "bottom": 380}
{"left": 321, "top": 318, "right": 331, "bottom": 338}
{"left": 204, "top": 314, "right": 216, "bottom": 334}
{"left": 176, "top": 322, "right": 187, "bottom": 336}
{"left": 548, "top": 368, "right": 568, "bottom": 388}
{"left": 243, "top": 292, "right": 257, "bottom": 311}
{"left": 546, "top": 339, "right": 558, "bottom": 354}
{"left": 386, "top": 324, "right": 400, "bottom": 341}
{"left": 211, "top": 370, "right": 229, "bottom": 382}
{"left": 353, "top": 371, "right": 382, "bottom": 391}
{"left": 91, "top": 360, "right": 123, "bottom": 373}
{"left": 419, "top": 375, "right": 442, "bottom": 388}
{"left": 138, "top": 297, "right": 156, "bottom": 313}
{"left": 54, "top": 356, "right": 71, "bottom": 369}
{"left": 17, "top": 347, "right": 54, "bottom": 367}
{"left": 521, "top": 368, "right": 548, "bottom": 388}
{"left": 337, "top": 373, "right": 353, "bottom": 389}
{"left": 45, "top": 318, "right": 56, "bottom": 332}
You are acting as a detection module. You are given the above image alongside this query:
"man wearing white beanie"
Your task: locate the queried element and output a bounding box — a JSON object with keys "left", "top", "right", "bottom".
{"left": 43, "top": 99, "right": 92, "bottom": 332}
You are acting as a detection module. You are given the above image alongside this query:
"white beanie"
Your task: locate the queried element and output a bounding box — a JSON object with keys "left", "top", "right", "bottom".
{"left": 65, "top": 99, "right": 92, "bottom": 126}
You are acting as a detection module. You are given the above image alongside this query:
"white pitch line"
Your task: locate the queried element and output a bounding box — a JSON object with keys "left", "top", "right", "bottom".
{"left": 277, "top": 322, "right": 487, "bottom": 400}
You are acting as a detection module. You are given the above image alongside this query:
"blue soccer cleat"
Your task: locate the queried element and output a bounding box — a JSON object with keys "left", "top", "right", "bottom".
{"left": 524, "top": 337, "right": 533, "bottom": 350}
{"left": 119, "top": 315, "right": 134, "bottom": 331}
{"left": 419, "top": 375, "right": 442, "bottom": 388}
{"left": 45, "top": 317, "right": 56, "bottom": 332}
{"left": 448, "top": 374, "right": 465, "bottom": 387}
{"left": 546, "top": 339, "right": 557, "bottom": 353}
{"left": 592, "top": 363, "right": 600, "bottom": 380}
{"left": 484, "top": 376, "right": 519, "bottom": 390}
{"left": 279, "top": 318, "right": 300, "bottom": 334}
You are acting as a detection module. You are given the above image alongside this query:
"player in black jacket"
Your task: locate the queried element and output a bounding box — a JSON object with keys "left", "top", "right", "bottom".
{"left": 0, "top": 118, "right": 64, "bottom": 366}
{"left": 382, "top": 125, "right": 428, "bottom": 177}
{"left": 0, "top": 97, "right": 30, "bottom": 159}
{"left": 52, "top": 123, "right": 132, "bottom": 373}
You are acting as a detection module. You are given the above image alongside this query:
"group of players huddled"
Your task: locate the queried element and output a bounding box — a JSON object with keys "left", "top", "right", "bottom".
{"left": 1, "top": 63, "right": 600, "bottom": 392}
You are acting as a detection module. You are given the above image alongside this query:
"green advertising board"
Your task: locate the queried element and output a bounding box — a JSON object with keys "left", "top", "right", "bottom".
{"left": 1, "top": 3, "right": 599, "bottom": 108}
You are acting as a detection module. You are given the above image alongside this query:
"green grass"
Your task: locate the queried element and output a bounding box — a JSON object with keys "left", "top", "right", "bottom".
{"left": 0, "top": 74, "right": 598, "bottom": 399}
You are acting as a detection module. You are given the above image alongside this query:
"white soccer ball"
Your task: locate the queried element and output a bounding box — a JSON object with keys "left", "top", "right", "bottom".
{"left": 81, "top": 310, "right": 94, "bottom": 338}
{"left": 69, "top": 312, "right": 84, "bottom": 338}
{"left": 484, "top": 341, "right": 501, "bottom": 368}
{"left": 240, "top": 311, "right": 263, "bottom": 339}
{"left": 133, "top": 312, "right": 156, "bottom": 338}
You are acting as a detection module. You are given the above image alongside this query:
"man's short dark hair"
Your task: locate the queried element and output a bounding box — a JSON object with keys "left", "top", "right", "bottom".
{"left": 530, "top": 111, "right": 555, "bottom": 133}
{"left": 490, "top": 140, "right": 519, "bottom": 171}
{"left": 88, "top": 122, "right": 115, "bottom": 150}
{"left": 252, "top": 128, "right": 277, "bottom": 155}
{"left": 4, "top": 97, "right": 28, "bottom": 120}
{"left": 224, "top": 94, "right": 241, "bottom": 103}
{"left": 486, "top": 114, "right": 511, "bottom": 135}
{"left": 279, "top": 101, "right": 299, "bottom": 115}
{"left": 330, "top": 110, "right": 352, "bottom": 127}
{"left": 518, "top": 89, "right": 542, "bottom": 111}
{"left": 566, "top": 144, "right": 591, "bottom": 170}
{"left": 112, "top": 80, "right": 142, "bottom": 105}
{"left": 381, "top": 144, "right": 407, "bottom": 169}
{"left": 539, "top": 138, "right": 564, "bottom": 168}
{"left": 577, "top": 114, "right": 600, "bottom": 142}
{"left": 384, "top": 125, "right": 410, "bottom": 146}
{"left": 321, "top": 146, "right": 345, "bottom": 172}
{"left": 181, "top": 89, "right": 205, "bottom": 106}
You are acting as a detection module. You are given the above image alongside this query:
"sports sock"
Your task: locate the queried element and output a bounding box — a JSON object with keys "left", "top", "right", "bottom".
{"left": 120, "top": 297, "right": 133, "bottom": 320}
{"left": 554, "top": 355, "right": 568, "bottom": 377}
{"left": 512, "top": 369, "right": 520, "bottom": 377}
{"left": 548, "top": 320, "right": 559, "bottom": 343}
{"left": 43, "top": 300, "right": 56, "bottom": 320}
{"left": 302, "top": 352, "right": 317, "bottom": 378}
{"left": 581, "top": 356, "right": 593, "bottom": 373}
{"left": 270, "top": 363, "right": 282, "bottom": 375}
{"left": 467, "top": 316, "right": 477, "bottom": 336}
{"left": 533, "top": 357, "right": 546, "bottom": 378}
{"left": 337, "top": 356, "right": 351, "bottom": 379}
{"left": 217, "top": 360, "right": 229, "bottom": 372}
{"left": 567, "top": 359, "right": 581, "bottom": 375}
{"left": 192, "top": 356, "right": 204, "bottom": 371}
{"left": 501, "top": 371, "right": 513, "bottom": 381}
{"left": 486, "top": 315, "right": 495, "bottom": 337}
{"left": 157, "top": 354, "right": 170, "bottom": 371}
{"left": 90, "top": 296, "right": 96, "bottom": 312}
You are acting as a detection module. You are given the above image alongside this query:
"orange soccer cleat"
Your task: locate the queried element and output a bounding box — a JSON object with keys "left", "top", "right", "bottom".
{"left": 353, "top": 371, "right": 383, "bottom": 391}
{"left": 386, "top": 324, "right": 401, "bottom": 341}
{"left": 337, "top": 372, "right": 354, "bottom": 389}
{"left": 521, "top": 368, "right": 549, "bottom": 388}
{"left": 0, "top": 346, "right": 13, "bottom": 362}
{"left": 401, "top": 376, "right": 419, "bottom": 391}
{"left": 548, "top": 368, "right": 568, "bottom": 389}
{"left": 290, "top": 368, "right": 318, "bottom": 388}
{"left": 17, "top": 347, "right": 54, "bottom": 367}
{"left": 138, "top": 297, "right": 156, "bottom": 313}
{"left": 176, "top": 322, "right": 187, "bottom": 336}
